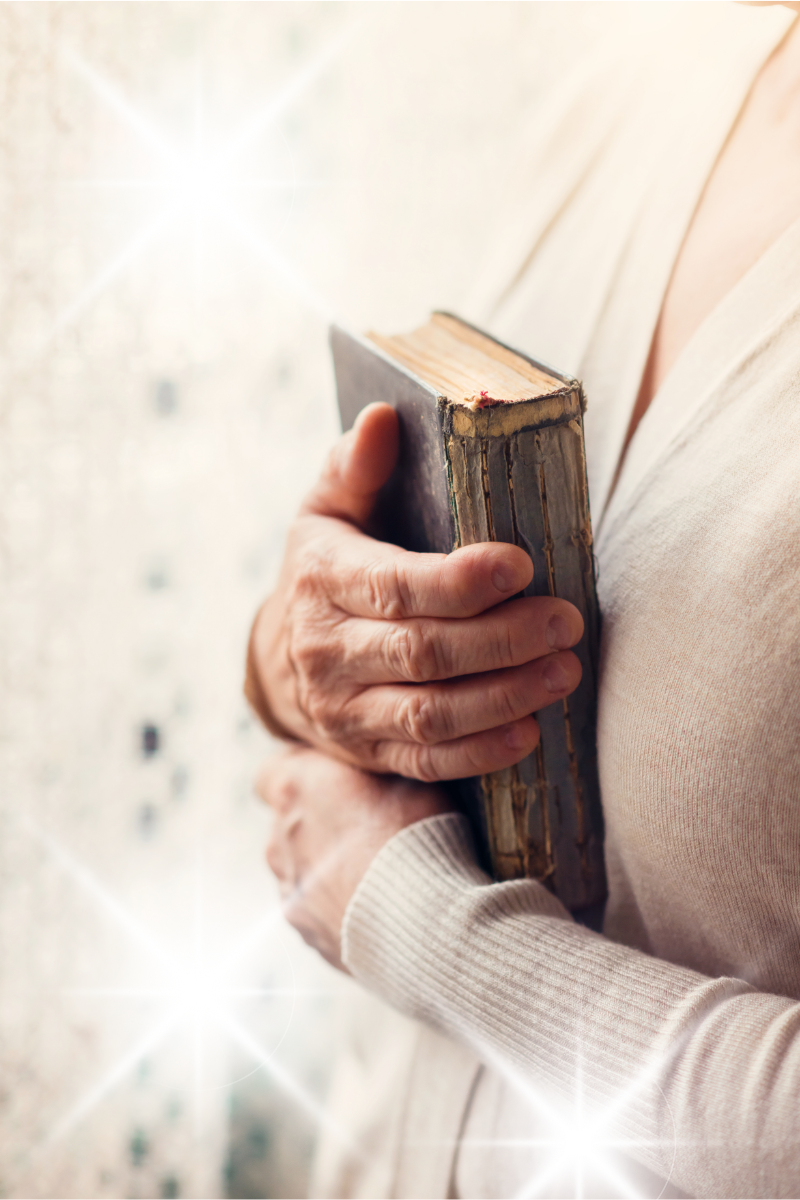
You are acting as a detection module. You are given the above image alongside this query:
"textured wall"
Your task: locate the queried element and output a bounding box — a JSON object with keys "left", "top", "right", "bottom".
{"left": 0, "top": 4, "right": 610, "bottom": 1197}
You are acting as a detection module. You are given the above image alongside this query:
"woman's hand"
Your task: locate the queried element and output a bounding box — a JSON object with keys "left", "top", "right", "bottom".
{"left": 246, "top": 402, "right": 584, "bottom": 782}
{"left": 257, "top": 745, "right": 452, "bottom": 971}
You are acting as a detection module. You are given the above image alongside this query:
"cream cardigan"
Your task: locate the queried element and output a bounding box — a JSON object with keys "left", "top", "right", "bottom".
{"left": 324, "top": 6, "right": 800, "bottom": 1198}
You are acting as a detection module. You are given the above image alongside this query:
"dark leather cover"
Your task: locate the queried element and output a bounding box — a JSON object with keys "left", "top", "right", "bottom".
{"left": 330, "top": 322, "right": 605, "bottom": 913}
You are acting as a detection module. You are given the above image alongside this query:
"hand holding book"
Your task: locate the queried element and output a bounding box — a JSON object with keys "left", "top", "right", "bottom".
{"left": 330, "top": 315, "right": 605, "bottom": 911}
{"left": 256, "top": 745, "right": 454, "bottom": 974}
{"left": 246, "top": 400, "right": 584, "bottom": 784}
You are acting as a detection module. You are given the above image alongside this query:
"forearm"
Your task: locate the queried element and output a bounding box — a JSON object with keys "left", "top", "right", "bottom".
{"left": 342, "top": 814, "right": 800, "bottom": 1197}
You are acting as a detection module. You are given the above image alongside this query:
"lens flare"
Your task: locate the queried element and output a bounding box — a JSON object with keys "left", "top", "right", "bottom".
{"left": 49, "top": 28, "right": 355, "bottom": 349}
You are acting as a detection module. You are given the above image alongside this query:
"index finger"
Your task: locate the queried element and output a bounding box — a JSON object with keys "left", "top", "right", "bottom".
{"left": 309, "top": 518, "right": 534, "bottom": 620}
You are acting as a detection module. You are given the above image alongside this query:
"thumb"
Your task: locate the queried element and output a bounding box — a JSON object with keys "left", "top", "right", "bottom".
{"left": 302, "top": 402, "right": 399, "bottom": 528}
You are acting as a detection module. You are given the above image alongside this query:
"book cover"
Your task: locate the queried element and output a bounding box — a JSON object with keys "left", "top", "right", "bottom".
{"left": 331, "top": 313, "right": 605, "bottom": 912}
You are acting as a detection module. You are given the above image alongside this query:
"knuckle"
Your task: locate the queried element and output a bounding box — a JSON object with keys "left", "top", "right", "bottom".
{"left": 305, "top": 694, "right": 353, "bottom": 741}
{"left": 496, "top": 620, "right": 521, "bottom": 668}
{"left": 404, "top": 743, "right": 446, "bottom": 784}
{"left": 289, "top": 539, "right": 339, "bottom": 613}
{"left": 396, "top": 691, "right": 446, "bottom": 745}
{"left": 291, "top": 634, "right": 323, "bottom": 680}
{"left": 388, "top": 622, "right": 450, "bottom": 683}
{"left": 495, "top": 683, "right": 523, "bottom": 725}
{"left": 477, "top": 615, "right": 524, "bottom": 673}
{"left": 362, "top": 560, "right": 409, "bottom": 620}
{"left": 290, "top": 613, "right": 340, "bottom": 686}
{"left": 288, "top": 575, "right": 314, "bottom": 618}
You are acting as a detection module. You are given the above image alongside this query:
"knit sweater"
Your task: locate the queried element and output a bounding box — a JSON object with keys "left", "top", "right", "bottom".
{"left": 337, "top": 7, "right": 800, "bottom": 1198}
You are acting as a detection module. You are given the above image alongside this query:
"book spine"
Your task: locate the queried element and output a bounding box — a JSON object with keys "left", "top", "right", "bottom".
{"left": 442, "top": 401, "right": 605, "bottom": 911}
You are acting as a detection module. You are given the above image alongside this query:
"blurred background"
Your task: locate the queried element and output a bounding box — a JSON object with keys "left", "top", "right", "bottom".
{"left": 0, "top": 3, "right": 621, "bottom": 1196}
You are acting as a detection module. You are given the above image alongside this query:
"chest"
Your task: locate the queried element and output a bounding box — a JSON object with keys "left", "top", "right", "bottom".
{"left": 486, "top": 12, "right": 797, "bottom": 519}
{"left": 596, "top": 311, "right": 800, "bottom": 990}
{"left": 634, "top": 21, "right": 800, "bottom": 425}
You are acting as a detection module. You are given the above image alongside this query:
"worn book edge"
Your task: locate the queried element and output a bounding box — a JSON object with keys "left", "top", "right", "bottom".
{"left": 331, "top": 317, "right": 605, "bottom": 912}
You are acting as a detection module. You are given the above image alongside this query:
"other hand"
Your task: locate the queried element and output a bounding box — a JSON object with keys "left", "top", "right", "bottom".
{"left": 258, "top": 745, "right": 451, "bottom": 971}
{"left": 246, "top": 403, "right": 584, "bottom": 782}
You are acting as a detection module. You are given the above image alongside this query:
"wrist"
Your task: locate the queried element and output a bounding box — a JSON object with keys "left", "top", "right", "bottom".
{"left": 341, "top": 812, "right": 571, "bottom": 1019}
{"left": 341, "top": 813, "right": 487, "bottom": 977}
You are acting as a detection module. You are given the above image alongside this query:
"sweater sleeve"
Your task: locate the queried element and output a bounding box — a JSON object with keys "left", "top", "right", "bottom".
{"left": 341, "top": 813, "right": 800, "bottom": 1199}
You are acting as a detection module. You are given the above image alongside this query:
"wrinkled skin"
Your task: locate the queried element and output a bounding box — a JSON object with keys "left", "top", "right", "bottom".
{"left": 248, "top": 402, "right": 584, "bottom": 783}
{"left": 258, "top": 745, "right": 450, "bottom": 971}
{"left": 250, "top": 402, "right": 585, "bottom": 966}
{"left": 254, "top": 3, "right": 800, "bottom": 971}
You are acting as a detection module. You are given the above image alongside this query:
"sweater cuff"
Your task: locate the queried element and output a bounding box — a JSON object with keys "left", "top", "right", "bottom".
{"left": 341, "top": 812, "right": 570, "bottom": 1022}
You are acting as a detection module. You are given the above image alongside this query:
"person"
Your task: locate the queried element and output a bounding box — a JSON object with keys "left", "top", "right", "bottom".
{"left": 246, "top": 5, "right": 800, "bottom": 1196}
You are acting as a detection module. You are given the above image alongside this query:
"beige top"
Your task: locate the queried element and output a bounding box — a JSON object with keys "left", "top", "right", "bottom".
{"left": 334, "top": 6, "right": 800, "bottom": 1199}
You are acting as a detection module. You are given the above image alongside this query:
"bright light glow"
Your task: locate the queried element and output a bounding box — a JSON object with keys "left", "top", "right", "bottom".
{"left": 452, "top": 1037, "right": 677, "bottom": 1200}
{"left": 161, "top": 148, "right": 234, "bottom": 217}
{"left": 30, "top": 29, "right": 679, "bottom": 1196}
{"left": 16, "top": 33, "right": 358, "bottom": 1183}
{"left": 29, "top": 813, "right": 677, "bottom": 1197}
{"left": 49, "top": 27, "right": 355, "bottom": 347}
{"left": 25, "top": 820, "right": 343, "bottom": 1159}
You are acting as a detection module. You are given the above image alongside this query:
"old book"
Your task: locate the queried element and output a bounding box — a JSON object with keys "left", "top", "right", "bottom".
{"left": 331, "top": 312, "right": 604, "bottom": 912}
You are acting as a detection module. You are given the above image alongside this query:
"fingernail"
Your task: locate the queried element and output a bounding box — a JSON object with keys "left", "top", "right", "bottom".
{"left": 542, "top": 658, "right": 568, "bottom": 693}
{"left": 546, "top": 615, "right": 572, "bottom": 650}
{"left": 504, "top": 722, "right": 529, "bottom": 750}
{"left": 492, "top": 568, "right": 516, "bottom": 593}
